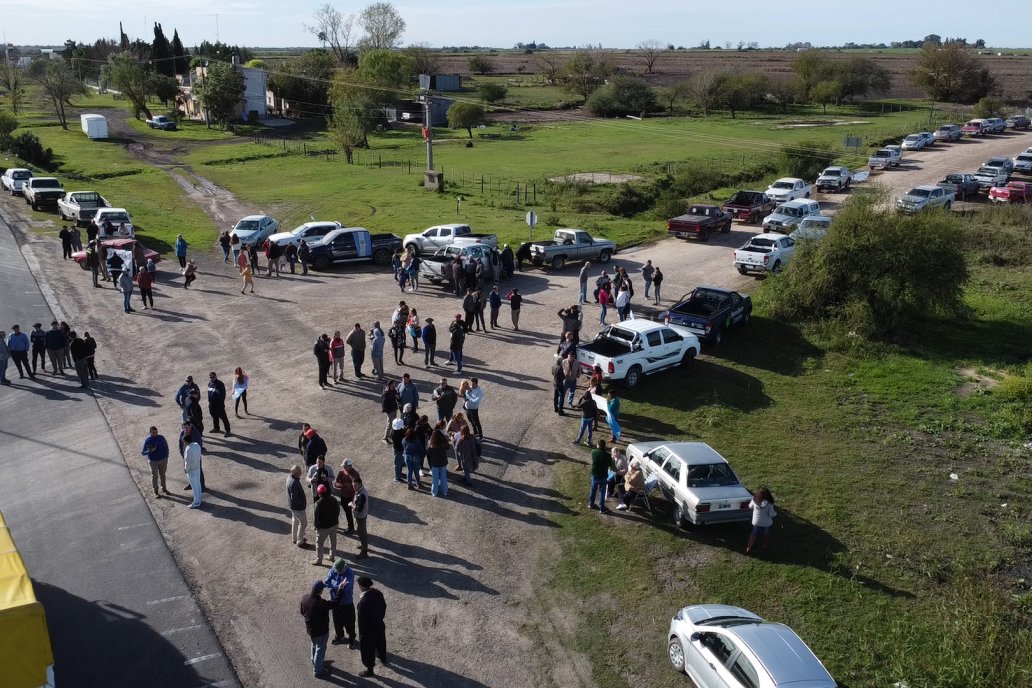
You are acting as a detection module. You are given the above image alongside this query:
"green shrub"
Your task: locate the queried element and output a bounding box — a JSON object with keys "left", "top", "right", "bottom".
{"left": 478, "top": 82, "right": 507, "bottom": 104}
{"left": 597, "top": 182, "right": 656, "bottom": 217}
{"left": 780, "top": 139, "right": 836, "bottom": 180}
{"left": 0, "top": 110, "right": 17, "bottom": 137}
{"left": 6, "top": 132, "right": 55, "bottom": 169}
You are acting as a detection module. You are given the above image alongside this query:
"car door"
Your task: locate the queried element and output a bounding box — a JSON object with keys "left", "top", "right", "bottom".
{"left": 659, "top": 328, "right": 686, "bottom": 366}
{"left": 780, "top": 236, "right": 795, "bottom": 261}
{"left": 686, "top": 632, "right": 736, "bottom": 688}
{"left": 728, "top": 292, "right": 745, "bottom": 324}
{"left": 427, "top": 227, "right": 443, "bottom": 248}
{"left": 330, "top": 232, "right": 358, "bottom": 261}
{"left": 658, "top": 455, "right": 684, "bottom": 504}
{"left": 574, "top": 231, "right": 593, "bottom": 259}
{"left": 642, "top": 329, "right": 667, "bottom": 371}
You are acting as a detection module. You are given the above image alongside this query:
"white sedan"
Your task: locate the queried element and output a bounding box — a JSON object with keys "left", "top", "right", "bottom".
{"left": 626, "top": 441, "right": 753, "bottom": 528}
{"left": 230, "top": 215, "right": 279, "bottom": 246}
{"left": 267, "top": 221, "right": 342, "bottom": 247}
{"left": 668, "top": 605, "right": 837, "bottom": 688}
{"left": 901, "top": 134, "right": 926, "bottom": 150}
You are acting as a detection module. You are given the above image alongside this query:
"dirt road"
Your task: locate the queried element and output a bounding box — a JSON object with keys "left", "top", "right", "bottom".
{"left": 5, "top": 125, "right": 1030, "bottom": 687}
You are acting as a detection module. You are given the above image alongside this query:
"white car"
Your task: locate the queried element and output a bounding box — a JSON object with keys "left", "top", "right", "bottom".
{"left": 267, "top": 221, "right": 342, "bottom": 247}
{"left": 1013, "top": 153, "right": 1032, "bottom": 173}
{"left": 575, "top": 320, "right": 700, "bottom": 389}
{"left": 917, "top": 131, "right": 936, "bottom": 146}
{"left": 231, "top": 215, "right": 279, "bottom": 246}
{"left": 627, "top": 441, "right": 753, "bottom": 527}
{"left": 901, "top": 134, "right": 926, "bottom": 150}
{"left": 1, "top": 168, "right": 32, "bottom": 195}
{"left": 667, "top": 604, "right": 837, "bottom": 688}
{"left": 764, "top": 178, "right": 811, "bottom": 203}
{"left": 789, "top": 215, "right": 831, "bottom": 241}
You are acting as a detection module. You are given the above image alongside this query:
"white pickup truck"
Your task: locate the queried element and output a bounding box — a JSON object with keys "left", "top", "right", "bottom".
{"left": 733, "top": 233, "right": 795, "bottom": 276}
{"left": 403, "top": 224, "right": 498, "bottom": 254}
{"left": 58, "top": 191, "right": 110, "bottom": 224}
{"left": 973, "top": 166, "right": 1009, "bottom": 191}
{"left": 23, "top": 177, "right": 65, "bottom": 211}
{"left": 1, "top": 168, "right": 32, "bottom": 195}
{"left": 868, "top": 148, "right": 902, "bottom": 169}
{"left": 575, "top": 320, "right": 700, "bottom": 389}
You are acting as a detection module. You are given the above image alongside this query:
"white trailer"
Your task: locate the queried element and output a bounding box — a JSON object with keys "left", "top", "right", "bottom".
{"left": 80, "top": 114, "right": 108, "bottom": 140}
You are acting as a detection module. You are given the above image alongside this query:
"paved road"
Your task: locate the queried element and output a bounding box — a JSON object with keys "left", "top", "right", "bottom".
{"left": 0, "top": 214, "right": 239, "bottom": 688}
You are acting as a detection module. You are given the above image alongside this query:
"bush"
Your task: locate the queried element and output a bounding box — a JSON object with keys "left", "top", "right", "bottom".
{"left": 585, "top": 76, "right": 658, "bottom": 117}
{"left": 763, "top": 188, "right": 968, "bottom": 341}
{"left": 467, "top": 56, "right": 494, "bottom": 75}
{"left": 478, "top": 82, "right": 507, "bottom": 104}
{"left": 597, "top": 183, "right": 656, "bottom": 217}
{"left": 0, "top": 110, "right": 17, "bottom": 137}
{"left": 972, "top": 96, "right": 1005, "bottom": 119}
{"left": 780, "top": 139, "right": 835, "bottom": 181}
{"left": 6, "top": 132, "right": 55, "bottom": 169}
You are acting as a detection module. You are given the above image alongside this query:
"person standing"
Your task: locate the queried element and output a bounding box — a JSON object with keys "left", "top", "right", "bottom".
{"left": 303, "top": 428, "right": 328, "bottom": 469}
{"left": 232, "top": 367, "right": 249, "bottom": 416}
{"left": 427, "top": 424, "right": 449, "bottom": 497}
{"left": 334, "top": 459, "right": 361, "bottom": 534}
{"left": 652, "top": 267, "right": 664, "bottom": 305}
{"left": 69, "top": 331, "right": 90, "bottom": 388}
{"left": 578, "top": 261, "right": 592, "bottom": 305}
{"left": 230, "top": 233, "right": 241, "bottom": 265}
{"left": 390, "top": 417, "right": 406, "bottom": 482}
{"left": 299, "top": 580, "right": 331, "bottom": 678}
{"left": 402, "top": 428, "right": 424, "bottom": 490}
{"left": 573, "top": 391, "right": 598, "bottom": 446}
{"left": 450, "top": 257, "right": 464, "bottom": 297}
{"left": 746, "top": 487, "right": 777, "bottom": 555}
{"left": 59, "top": 321, "right": 73, "bottom": 370}
{"left": 85, "top": 241, "right": 101, "bottom": 287}
{"left": 184, "top": 440, "right": 203, "bottom": 508}
{"left": 326, "top": 559, "right": 357, "bottom": 647}
{"left": 616, "top": 286, "right": 630, "bottom": 321}
{"left": 551, "top": 357, "right": 566, "bottom": 416}
{"left": 500, "top": 244, "right": 515, "bottom": 280}
{"left": 240, "top": 261, "right": 254, "bottom": 294}
{"left": 462, "top": 289, "right": 477, "bottom": 333}
{"left": 248, "top": 242, "right": 259, "bottom": 273}
{"left": 431, "top": 378, "right": 458, "bottom": 424}
{"left": 218, "top": 231, "right": 231, "bottom": 263}
{"left": 175, "top": 375, "right": 200, "bottom": 409}
{"left": 329, "top": 331, "right": 346, "bottom": 384}
{"left": 406, "top": 309, "right": 420, "bottom": 353}
{"left": 207, "top": 372, "right": 231, "bottom": 436}
{"left": 606, "top": 389, "right": 622, "bottom": 443}
{"left": 421, "top": 317, "right": 437, "bottom": 368}
{"left": 30, "top": 323, "right": 47, "bottom": 375}
{"left": 82, "top": 332, "right": 98, "bottom": 379}
{"left": 136, "top": 265, "right": 154, "bottom": 309}
{"left": 356, "top": 577, "right": 387, "bottom": 677}
{"left": 641, "top": 260, "right": 655, "bottom": 300}
{"left": 307, "top": 455, "right": 335, "bottom": 500}
{"left": 387, "top": 320, "right": 406, "bottom": 366}
{"left": 312, "top": 484, "right": 340, "bottom": 566}
{"left": 174, "top": 234, "right": 188, "bottom": 269}
{"left": 506, "top": 288, "right": 522, "bottom": 330}
{"left": 178, "top": 421, "right": 205, "bottom": 492}
{"left": 285, "top": 242, "right": 298, "bottom": 274}
{"left": 118, "top": 269, "right": 135, "bottom": 313}
{"left": 487, "top": 285, "right": 502, "bottom": 329}
{"left": 286, "top": 465, "right": 308, "bottom": 546}
{"left": 345, "top": 323, "right": 366, "bottom": 378}
{"left": 0, "top": 333, "right": 9, "bottom": 386}
{"left": 314, "top": 334, "right": 331, "bottom": 389}
{"left": 448, "top": 315, "right": 465, "bottom": 373}
{"left": 350, "top": 478, "right": 369, "bottom": 559}
{"left": 141, "top": 426, "right": 171, "bottom": 497}
{"left": 369, "top": 321, "right": 386, "bottom": 380}
{"left": 464, "top": 378, "right": 484, "bottom": 440}
{"left": 183, "top": 260, "right": 197, "bottom": 288}
{"left": 59, "top": 226, "right": 72, "bottom": 260}
{"left": 6, "top": 325, "right": 33, "bottom": 380}
{"left": 265, "top": 239, "right": 282, "bottom": 277}
{"left": 380, "top": 381, "right": 399, "bottom": 443}
{"left": 598, "top": 283, "right": 611, "bottom": 326}
{"left": 562, "top": 351, "right": 579, "bottom": 408}
{"left": 108, "top": 250, "right": 125, "bottom": 290}
{"left": 515, "top": 242, "right": 531, "bottom": 272}
{"left": 397, "top": 373, "right": 419, "bottom": 412}
{"left": 588, "top": 439, "right": 612, "bottom": 513}
{"left": 298, "top": 240, "right": 310, "bottom": 275}
{"left": 69, "top": 226, "right": 83, "bottom": 252}
{"left": 473, "top": 288, "right": 487, "bottom": 332}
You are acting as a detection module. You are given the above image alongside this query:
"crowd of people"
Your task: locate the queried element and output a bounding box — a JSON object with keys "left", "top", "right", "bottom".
{"left": 0, "top": 321, "right": 98, "bottom": 388}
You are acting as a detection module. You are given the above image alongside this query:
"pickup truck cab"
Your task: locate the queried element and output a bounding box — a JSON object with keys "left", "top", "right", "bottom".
{"left": 962, "top": 119, "right": 987, "bottom": 137}
{"left": 974, "top": 166, "right": 1009, "bottom": 191}
{"left": 403, "top": 224, "right": 497, "bottom": 254}
{"left": 662, "top": 286, "right": 751, "bottom": 346}
{"left": 733, "top": 233, "right": 795, "bottom": 276}
{"left": 983, "top": 156, "right": 1015, "bottom": 177}
{"left": 575, "top": 320, "right": 700, "bottom": 389}
{"left": 1006, "top": 115, "right": 1031, "bottom": 130}
{"left": 868, "top": 148, "right": 902, "bottom": 169}
{"left": 23, "top": 177, "right": 65, "bottom": 210}
{"left": 938, "top": 173, "right": 980, "bottom": 200}
{"left": 790, "top": 215, "right": 831, "bottom": 241}
{"left": 530, "top": 229, "right": 616, "bottom": 270}
{"left": 419, "top": 244, "right": 502, "bottom": 285}
{"left": 57, "top": 191, "right": 109, "bottom": 224}
{"left": 933, "top": 124, "right": 962, "bottom": 142}
{"left": 761, "top": 199, "right": 820, "bottom": 233}
{"left": 1, "top": 168, "right": 31, "bottom": 195}
{"left": 667, "top": 205, "right": 733, "bottom": 241}
{"left": 815, "top": 166, "right": 851, "bottom": 192}
{"left": 1013, "top": 153, "right": 1032, "bottom": 173}
{"left": 989, "top": 181, "right": 1032, "bottom": 204}
{"left": 95, "top": 208, "right": 135, "bottom": 237}
{"left": 305, "top": 227, "right": 401, "bottom": 269}
{"left": 896, "top": 185, "right": 955, "bottom": 213}
{"left": 983, "top": 117, "right": 1006, "bottom": 134}
{"left": 268, "top": 221, "right": 342, "bottom": 247}
{"left": 720, "top": 191, "right": 775, "bottom": 224}
{"left": 146, "top": 115, "right": 178, "bottom": 131}
{"left": 765, "top": 177, "right": 811, "bottom": 203}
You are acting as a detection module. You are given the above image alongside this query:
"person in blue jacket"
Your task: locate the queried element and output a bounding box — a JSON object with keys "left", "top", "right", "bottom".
{"left": 174, "top": 234, "right": 189, "bottom": 269}
{"left": 325, "top": 559, "right": 356, "bottom": 647}
{"left": 141, "top": 426, "right": 171, "bottom": 497}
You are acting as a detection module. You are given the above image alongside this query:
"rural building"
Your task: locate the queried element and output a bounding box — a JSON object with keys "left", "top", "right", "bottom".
{"left": 387, "top": 98, "right": 454, "bottom": 127}
{"left": 177, "top": 63, "right": 269, "bottom": 123}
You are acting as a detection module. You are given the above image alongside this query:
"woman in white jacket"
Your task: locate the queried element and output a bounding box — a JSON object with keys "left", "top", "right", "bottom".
{"left": 746, "top": 487, "right": 776, "bottom": 555}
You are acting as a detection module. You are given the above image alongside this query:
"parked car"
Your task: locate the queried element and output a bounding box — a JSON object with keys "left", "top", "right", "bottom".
{"left": 814, "top": 166, "right": 851, "bottom": 192}
{"left": 662, "top": 287, "right": 751, "bottom": 346}
{"left": 989, "top": 181, "right": 1032, "bottom": 204}
{"left": 94, "top": 208, "right": 135, "bottom": 237}
{"left": 733, "top": 233, "right": 795, "bottom": 275}
{"left": 896, "top": 185, "right": 955, "bottom": 213}
{"left": 901, "top": 133, "right": 926, "bottom": 150}
{"left": 57, "top": 191, "right": 109, "bottom": 224}
{"left": 983, "top": 117, "right": 1006, "bottom": 134}
{"left": 667, "top": 604, "right": 837, "bottom": 688}
{"left": 268, "top": 221, "right": 342, "bottom": 247}
{"left": 1, "top": 168, "right": 31, "bottom": 195}
{"left": 529, "top": 229, "right": 616, "bottom": 270}
{"left": 974, "top": 166, "right": 1010, "bottom": 191}
{"left": 761, "top": 199, "right": 820, "bottom": 233}
{"left": 230, "top": 215, "right": 279, "bottom": 246}
{"left": 938, "top": 173, "right": 980, "bottom": 200}
{"left": 419, "top": 243, "right": 502, "bottom": 286}
{"left": 667, "top": 205, "right": 733, "bottom": 241}
{"left": 1013, "top": 152, "right": 1032, "bottom": 173}
{"left": 23, "top": 177, "right": 65, "bottom": 211}
{"left": 629, "top": 442, "right": 753, "bottom": 527}
{"left": 933, "top": 124, "right": 963, "bottom": 142}
{"left": 1005, "top": 115, "right": 1031, "bottom": 130}
{"left": 918, "top": 131, "right": 937, "bottom": 146}
{"left": 790, "top": 215, "right": 832, "bottom": 241}
{"left": 305, "top": 227, "right": 401, "bottom": 269}
{"left": 72, "top": 238, "right": 160, "bottom": 270}
{"left": 575, "top": 320, "right": 700, "bottom": 389}
{"left": 720, "top": 190, "right": 776, "bottom": 224}
{"left": 764, "top": 177, "right": 811, "bottom": 202}
{"left": 983, "top": 156, "right": 1015, "bottom": 176}
{"left": 402, "top": 224, "right": 497, "bottom": 254}
{"left": 146, "top": 115, "right": 178, "bottom": 131}
{"left": 868, "top": 148, "right": 901, "bottom": 169}
{"left": 962, "top": 119, "right": 987, "bottom": 136}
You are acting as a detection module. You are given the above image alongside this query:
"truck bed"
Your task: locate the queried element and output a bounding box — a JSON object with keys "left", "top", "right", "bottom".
{"left": 579, "top": 339, "right": 631, "bottom": 357}
{"left": 669, "top": 300, "right": 718, "bottom": 317}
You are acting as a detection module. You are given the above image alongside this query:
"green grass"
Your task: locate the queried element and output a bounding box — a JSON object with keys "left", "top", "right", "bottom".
{"left": 124, "top": 116, "right": 266, "bottom": 142}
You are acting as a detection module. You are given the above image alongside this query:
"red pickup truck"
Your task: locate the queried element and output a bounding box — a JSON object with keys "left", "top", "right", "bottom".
{"left": 720, "top": 191, "right": 776, "bottom": 224}
{"left": 667, "top": 205, "right": 733, "bottom": 241}
{"left": 989, "top": 181, "right": 1032, "bottom": 204}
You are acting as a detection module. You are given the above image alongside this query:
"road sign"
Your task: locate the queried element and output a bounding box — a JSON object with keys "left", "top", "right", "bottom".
{"left": 526, "top": 211, "right": 537, "bottom": 228}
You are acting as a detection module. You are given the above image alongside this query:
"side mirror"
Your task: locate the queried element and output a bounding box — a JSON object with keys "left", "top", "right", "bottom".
{"left": 690, "top": 632, "right": 704, "bottom": 642}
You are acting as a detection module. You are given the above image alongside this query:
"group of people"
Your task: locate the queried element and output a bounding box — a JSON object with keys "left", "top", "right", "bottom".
{"left": 0, "top": 321, "right": 98, "bottom": 388}
{"left": 580, "top": 260, "right": 664, "bottom": 325}
{"left": 300, "top": 569, "right": 388, "bottom": 678}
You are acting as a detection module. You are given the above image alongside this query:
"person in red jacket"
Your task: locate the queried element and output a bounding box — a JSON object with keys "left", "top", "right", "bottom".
{"left": 136, "top": 266, "right": 154, "bottom": 309}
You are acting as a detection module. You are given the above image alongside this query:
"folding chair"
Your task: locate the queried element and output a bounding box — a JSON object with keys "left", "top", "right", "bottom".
{"left": 629, "top": 474, "right": 659, "bottom": 513}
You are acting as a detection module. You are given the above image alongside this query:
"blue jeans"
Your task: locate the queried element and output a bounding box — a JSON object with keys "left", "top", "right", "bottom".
{"left": 563, "top": 379, "right": 577, "bottom": 406}
{"left": 431, "top": 466, "right": 448, "bottom": 496}
{"left": 644, "top": 278, "right": 653, "bottom": 298}
{"left": 578, "top": 283, "right": 587, "bottom": 304}
{"left": 451, "top": 349, "right": 463, "bottom": 373}
{"left": 600, "top": 303, "right": 607, "bottom": 325}
{"left": 589, "top": 476, "right": 608, "bottom": 508}
{"left": 393, "top": 448, "right": 405, "bottom": 480}
{"left": 405, "top": 453, "right": 420, "bottom": 487}
{"left": 575, "top": 417, "right": 593, "bottom": 444}
{"left": 122, "top": 289, "right": 132, "bottom": 311}
{"left": 553, "top": 385, "right": 564, "bottom": 411}
{"left": 310, "top": 632, "right": 328, "bottom": 675}
{"left": 654, "top": 284, "right": 661, "bottom": 304}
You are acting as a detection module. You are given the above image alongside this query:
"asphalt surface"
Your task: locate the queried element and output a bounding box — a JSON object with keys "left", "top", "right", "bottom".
{"left": 0, "top": 213, "right": 239, "bottom": 688}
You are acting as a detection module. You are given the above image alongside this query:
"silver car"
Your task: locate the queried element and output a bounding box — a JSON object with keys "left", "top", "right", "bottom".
{"left": 231, "top": 214, "right": 279, "bottom": 246}
{"left": 668, "top": 604, "right": 837, "bottom": 688}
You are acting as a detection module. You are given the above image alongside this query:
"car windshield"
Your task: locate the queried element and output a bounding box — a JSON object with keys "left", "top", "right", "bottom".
{"left": 604, "top": 327, "right": 636, "bottom": 344}
{"left": 907, "top": 189, "right": 931, "bottom": 198}
{"left": 873, "top": 151, "right": 889, "bottom": 157}
{"left": 943, "top": 175, "right": 963, "bottom": 182}
{"left": 235, "top": 220, "right": 260, "bottom": 232}
{"left": 771, "top": 181, "right": 793, "bottom": 190}
{"left": 749, "top": 238, "right": 778, "bottom": 248}
{"left": 12, "top": 171, "right": 30, "bottom": 179}
{"left": 104, "top": 212, "right": 130, "bottom": 222}
{"left": 976, "top": 167, "right": 997, "bottom": 175}
{"left": 685, "top": 462, "right": 740, "bottom": 487}
{"left": 985, "top": 160, "right": 1005, "bottom": 167}
{"left": 904, "top": 136, "right": 920, "bottom": 142}
{"left": 775, "top": 206, "right": 800, "bottom": 217}
{"left": 1018, "top": 156, "right": 1032, "bottom": 162}
{"left": 35, "top": 179, "right": 61, "bottom": 188}
{"left": 799, "top": 218, "right": 829, "bottom": 230}
{"left": 821, "top": 169, "right": 840, "bottom": 176}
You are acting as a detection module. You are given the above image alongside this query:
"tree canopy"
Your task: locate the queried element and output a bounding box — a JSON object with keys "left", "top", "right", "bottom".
{"left": 447, "top": 102, "right": 485, "bottom": 138}
{"left": 194, "top": 62, "right": 245, "bottom": 128}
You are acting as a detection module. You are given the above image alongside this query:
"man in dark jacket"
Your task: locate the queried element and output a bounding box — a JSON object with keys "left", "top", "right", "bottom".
{"left": 421, "top": 318, "right": 437, "bottom": 368}
{"left": 207, "top": 372, "right": 231, "bottom": 436}
{"left": 450, "top": 257, "right": 464, "bottom": 297}
{"left": 59, "top": 226, "right": 72, "bottom": 259}
{"left": 30, "top": 323, "right": 47, "bottom": 374}
{"left": 303, "top": 428, "right": 328, "bottom": 468}
{"left": 431, "top": 378, "right": 458, "bottom": 423}
{"left": 574, "top": 391, "right": 598, "bottom": 446}
{"left": 313, "top": 484, "right": 340, "bottom": 566}
{"left": 462, "top": 289, "right": 476, "bottom": 333}
{"left": 175, "top": 375, "right": 200, "bottom": 408}
{"left": 356, "top": 576, "right": 387, "bottom": 677}
{"left": 69, "top": 331, "right": 90, "bottom": 388}
{"left": 448, "top": 315, "right": 465, "bottom": 374}
{"left": 500, "top": 244, "right": 515, "bottom": 279}
{"left": 314, "top": 334, "right": 331, "bottom": 388}
{"left": 43, "top": 321, "right": 66, "bottom": 375}
{"left": 551, "top": 358, "right": 567, "bottom": 416}
{"left": 286, "top": 465, "right": 308, "bottom": 546}
{"left": 515, "top": 242, "right": 532, "bottom": 271}
{"left": 85, "top": 241, "right": 101, "bottom": 287}
{"left": 142, "top": 426, "right": 171, "bottom": 497}
{"left": 300, "top": 580, "right": 331, "bottom": 678}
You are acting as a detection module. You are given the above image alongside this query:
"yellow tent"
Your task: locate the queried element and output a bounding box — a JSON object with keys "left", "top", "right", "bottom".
{"left": 0, "top": 511, "right": 55, "bottom": 688}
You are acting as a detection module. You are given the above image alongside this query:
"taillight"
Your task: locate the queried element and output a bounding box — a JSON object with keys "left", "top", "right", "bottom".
{"left": 696, "top": 504, "right": 711, "bottom": 513}
{"left": 607, "top": 361, "right": 614, "bottom": 374}
{"left": 739, "top": 501, "right": 750, "bottom": 510}
{"left": 664, "top": 316, "right": 670, "bottom": 325}
{"left": 704, "top": 323, "right": 711, "bottom": 333}
{"left": 763, "top": 255, "right": 769, "bottom": 265}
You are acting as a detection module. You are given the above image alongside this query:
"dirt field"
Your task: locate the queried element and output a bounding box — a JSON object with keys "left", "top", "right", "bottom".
{"left": 4, "top": 120, "right": 1030, "bottom": 686}
{"left": 439, "top": 50, "right": 1032, "bottom": 102}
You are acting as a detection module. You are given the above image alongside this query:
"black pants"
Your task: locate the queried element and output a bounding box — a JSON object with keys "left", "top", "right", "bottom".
{"left": 332, "top": 604, "right": 356, "bottom": 642}
{"left": 490, "top": 307, "right": 499, "bottom": 328}
{"left": 62, "top": 241, "right": 72, "bottom": 259}
{"left": 11, "top": 351, "right": 31, "bottom": 377}
{"left": 463, "top": 311, "right": 474, "bottom": 332}
{"left": 342, "top": 503, "right": 354, "bottom": 531}
{"left": 178, "top": 255, "right": 186, "bottom": 269}
{"left": 32, "top": 347, "right": 46, "bottom": 373}
{"left": 467, "top": 408, "right": 483, "bottom": 438}
{"left": 352, "top": 350, "right": 364, "bottom": 376}
{"left": 209, "top": 404, "right": 230, "bottom": 433}
{"left": 393, "top": 346, "right": 404, "bottom": 365}
{"left": 235, "top": 390, "right": 248, "bottom": 415}
{"left": 474, "top": 309, "right": 486, "bottom": 331}
{"left": 356, "top": 517, "right": 368, "bottom": 552}
{"left": 86, "top": 356, "right": 97, "bottom": 379}
{"left": 139, "top": 286, "right": 153, "bottom": 308}
{"left": 318, "top": 359, "right": 330, "bottom": 387}
{"left": 359, "top": 623, "right": 387, "bottom": 670}
{"left": 553, "top": 385, "right": 564, "bottom": 411}
{"left": 424, "top": 343, "right": 436, "bottom": 366}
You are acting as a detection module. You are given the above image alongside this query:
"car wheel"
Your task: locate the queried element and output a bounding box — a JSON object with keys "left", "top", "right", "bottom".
{"left": 712, "top": 329, "right": 724, "bottom": 346}
{"left": 624, "top": 365, "right": 642, "bottom": 389}
{"left": 31, "top": 201, "right": 38, "bottom": 211}
{"left": 736, "top": 266, "right": 747, "bottom": 276}
{"left": 771, "top": 260, "right": 783, "bottom": 274}
{"left": 680, "top": 349, "right": 696, "bottom": 368}
{"left": 668, "top": 638, "right": 686, "bottom": 673}
{"left": 722, "top": 221, "right": 731, "bottom": 233}
{"left": 598, "top": 249, "right": 612, "bottom": 263}
{"left": 405, "top": 243, "right": 418, "bottom": 254}
{"left": 311, "top": 255, "right": 331, "bottom": 271}
{"left": 78, "top": 261, "right": 90, "bottom": 271}
{"left": 551, "top": 256, "right": 566, "bottom": 270}
{"left": 675, "top": 503, "right": 691, "bottom": 529}
{"left": 373, "top": 248, "right": 391, "bottom": 266}
{"left": 700, "top": 229, "right": 710, "bottom": 242}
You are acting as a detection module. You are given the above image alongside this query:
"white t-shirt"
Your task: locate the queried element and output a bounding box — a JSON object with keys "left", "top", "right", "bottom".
{"left": 749, "top": 499, "right": 777, "bottom": 527}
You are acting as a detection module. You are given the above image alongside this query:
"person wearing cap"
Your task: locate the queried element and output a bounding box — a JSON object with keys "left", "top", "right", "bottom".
{"left": 334, "top": 459, "right": 361, "bottom": 533}
{"left": 448, "top": 315, "right": 466, "bottom": 373}
{"left": 29, "top": 323, "right": 47, "bottom": 375}
{"left": 286, "top": 465, "right": 308, "bottom": 546}
{"left": 500, "top": 243, "right": 514, "bottom": 280}
{"left": 506, "top": 288, "right": 523, "bottom": 330}
{"left": 421, "top": 317, "right": 436, "bottom": 367}
{"left": 390, "top": 417, "right": 406, "bottom": 482}
{"left": 207, "top": 372, "right": 231, "bottom": 436}
{"left": 299, "top": 579, "right": 331, "bottom": 678}
{"left": 175, "top": 375, "right": 200, "bottom": 408}
{"left": 312, "top": 483, "right": 340, "bottom": 566}
{"left": 325, "top": 558, "right": 356, "bottom": 647}
{"left": 303, "top": 427, "right": 327, "bottom": 469}
{"left": 350, "top": 478, "right": 369, "bottom": 559}
{"left": 307, "top": 455, "right": 335, "bottom": 500}
{"left": 6, "top": 325, "right": 32, "bottom": 379}
{"left": 356, "top": 576, "right": 388, "bottom": 676}
{"left": 431, "top": 378, "right": 458, "bottom": 424}
{"left": 397, "top": 373, "right": 419, "bottom": 411}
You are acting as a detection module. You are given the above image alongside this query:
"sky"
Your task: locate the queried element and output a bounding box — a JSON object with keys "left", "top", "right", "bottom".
{"left": 1, "top": 0, "right": 1023, "bottom": 49}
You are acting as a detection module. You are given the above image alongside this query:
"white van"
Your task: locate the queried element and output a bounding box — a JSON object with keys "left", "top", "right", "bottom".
{"left": 81, "top": 114, "right": 109, "bottom": 140}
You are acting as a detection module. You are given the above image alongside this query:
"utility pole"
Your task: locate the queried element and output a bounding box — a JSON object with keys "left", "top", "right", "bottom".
{"left": 211, "top": 14, "right": 220, "bottom": 43}
{"left": 417, "top": 80, "right": 443, "bottom": 191}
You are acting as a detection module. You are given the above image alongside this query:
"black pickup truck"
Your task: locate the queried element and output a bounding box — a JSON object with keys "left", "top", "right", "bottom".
{"left": 662, "top": 286, "right": 752, "bottom": 345}
{"left": 306, "top": 228, "right": 401, "bottom": 270}
{"left": 721, "top": 190, "right": 776, "bottom": 224}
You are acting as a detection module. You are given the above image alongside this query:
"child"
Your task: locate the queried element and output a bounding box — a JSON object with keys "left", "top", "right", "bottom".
{"left": 746, "top": 487, "right": 777, "bottom": 555}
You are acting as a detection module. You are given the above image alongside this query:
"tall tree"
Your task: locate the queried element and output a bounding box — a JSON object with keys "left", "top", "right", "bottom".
{"left": 792, "top": 49, "right": 830, "bottom": 98}
{"left": 30, "top": 60, "right": 86, "bottom": 129}
{"left": 712, "top": 72, "right": 768, "bottom": 118}
{"left": 0, "top": 60, "right": 27, "bottom": 114}
{"left": 327, "top": 104, "right": 366, "bottom": 163}
{"left": 193, "top": 62, "right": 245, "bottom": 128}
{"left": 404, "top": 43, "right": 439, "bottom": 76}
{"left": 911, "top": 42, "right": 995, "bottom": 105}
{"left": 560, "top": 51, "right": 614, "bottom": 103}
{"left": 768, "top": 76, "right": 801, "bottom": 113}
{"left": 536, "top": 52, "right": 563, "bottom": 84}
{"left": 305, "top": 3, "right": 356, "bottom": 66}
{"left": 447, "top": 102, "right": 485, "bottom": 138}
{"left": 636, "top": 40, "right": 663, "bottom": 75}
{"left": 152, "top": 23, "right": 174, "bottom": 77}
{"left": 103, "top": 51, "right": 157, "bottom": 119}
{"left": 658, "top": 81, "right": 692, "bottom": 113}
{"left": 171, "top": 29, "right": 188, "bottom": 75}
{"left": 358, "top": 2, "right": 406, "bottom": 51}
{"left": 268, "top": 50, "right": 338, "bottom": 109}
{"left": 688, "top": 70, "right": 721, "bottom": 116}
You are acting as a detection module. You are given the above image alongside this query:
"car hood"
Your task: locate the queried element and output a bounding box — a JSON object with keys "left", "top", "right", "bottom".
{"left": 900, "top": 194, "right": 927, "bottom": 204}
{"left": 267, "top": 231, "right": 296, "bottom": 243}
